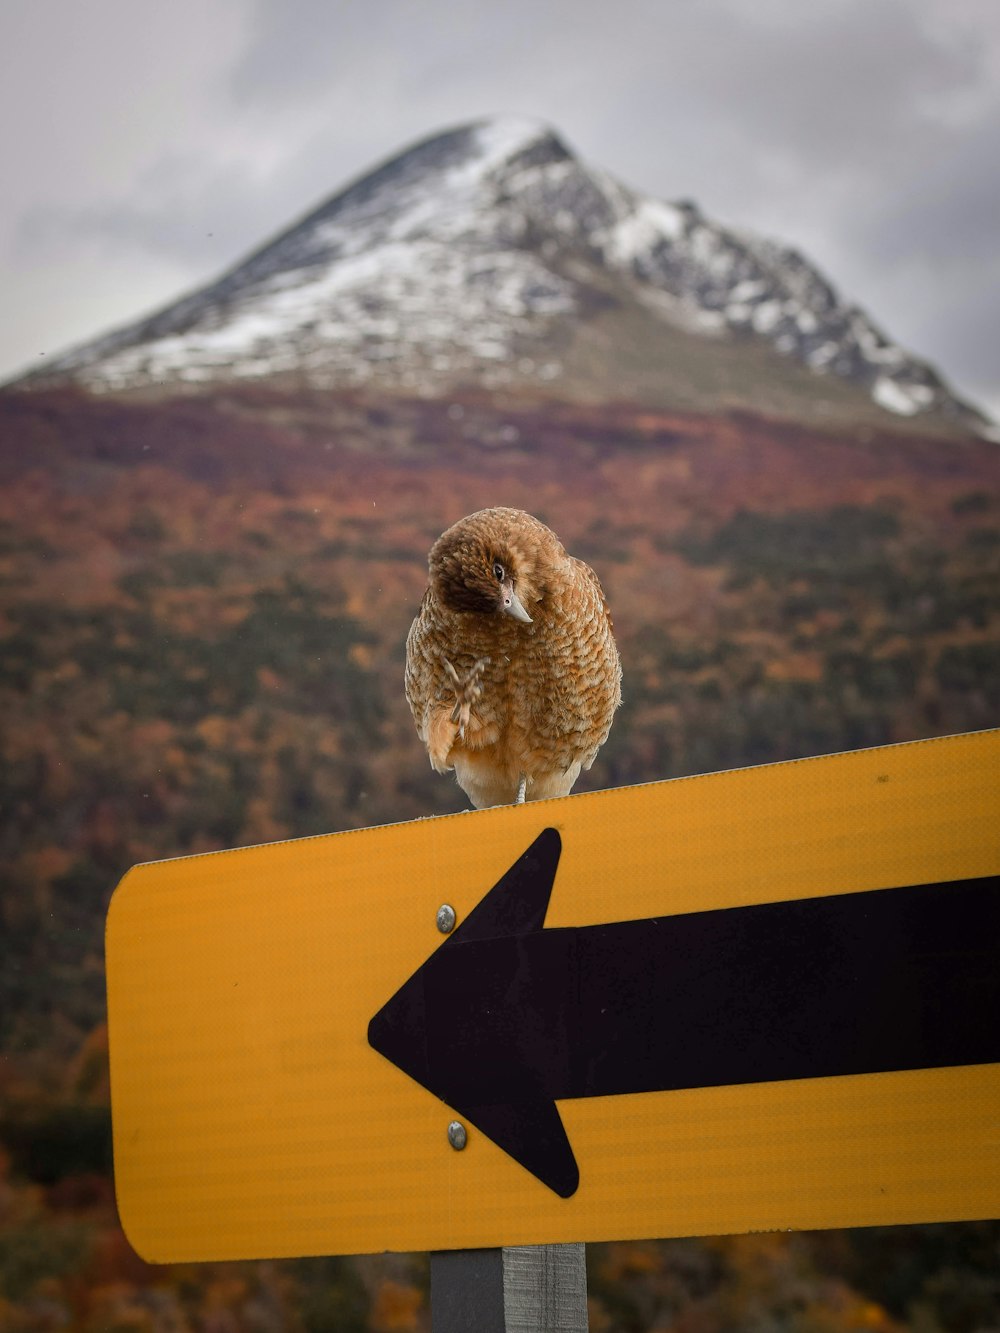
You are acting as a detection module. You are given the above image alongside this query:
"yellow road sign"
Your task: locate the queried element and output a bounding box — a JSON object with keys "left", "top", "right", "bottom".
{"left": 106, "top": 729, "right": 1000, "bottom": 1261}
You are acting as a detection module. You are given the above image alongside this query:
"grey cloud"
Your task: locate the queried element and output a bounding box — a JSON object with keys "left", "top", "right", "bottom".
{"left": 580, "top": 0, "right": 985, "bottom": 224}
{"left": 850, "top": 100, "right": 1000, "bottom": 266}
{"left": 933, "top": 295, "right": 1000, "bottom": 416}
{"left": 13, "top": 152, "right": 304, "bottom": 276}
{"left": 673, "top": 0, "right": 979, "bottom": 168}
{"left": 229, "top": 0, "right": 388, "bottom": 105}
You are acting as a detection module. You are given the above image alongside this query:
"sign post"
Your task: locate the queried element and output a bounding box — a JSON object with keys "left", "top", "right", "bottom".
{"left": 106, "top": 729, "right": 1000, "bottom": 1267}
{"left": 430, "top": 1245, "right": 588, "bottom": 1333}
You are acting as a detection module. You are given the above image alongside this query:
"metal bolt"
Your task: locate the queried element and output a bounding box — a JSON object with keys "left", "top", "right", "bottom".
{"left": 436, "top": 903, "right": 456, "bottom": 934}
{"left": 447, "top": 1120, "right": 467, "bottom": 1151}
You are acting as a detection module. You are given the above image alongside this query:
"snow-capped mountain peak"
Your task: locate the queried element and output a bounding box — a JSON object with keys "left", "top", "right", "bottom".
{"left": 10, "top": 117, "right": 991, "bottom": 435}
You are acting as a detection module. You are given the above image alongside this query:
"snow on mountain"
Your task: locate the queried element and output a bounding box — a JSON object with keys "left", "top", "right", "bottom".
{"left": 9, "top": 117, "right": 991, "bottom": 434}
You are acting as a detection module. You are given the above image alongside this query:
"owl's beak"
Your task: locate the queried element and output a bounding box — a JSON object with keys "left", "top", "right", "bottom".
{"left": 500, "top": 579, "right": 532, "bottom": 623}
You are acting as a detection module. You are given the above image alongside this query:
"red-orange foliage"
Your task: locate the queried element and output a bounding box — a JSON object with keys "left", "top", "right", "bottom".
{"left": 0, "top": 385, "right": 997, "bottom": 1331}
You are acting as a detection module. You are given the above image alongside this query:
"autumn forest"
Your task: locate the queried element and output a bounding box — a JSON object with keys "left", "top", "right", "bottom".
{"left": 1, "top": 385, "right": 998, "bottom": 1331}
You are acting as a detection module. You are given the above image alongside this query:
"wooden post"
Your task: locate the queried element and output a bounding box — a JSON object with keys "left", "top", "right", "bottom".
{"left": 502, "top": 1244, "right": 589, "bottom": 1331}
{"left": 431, "top": 1244, "right": 588, "bottom": 1332}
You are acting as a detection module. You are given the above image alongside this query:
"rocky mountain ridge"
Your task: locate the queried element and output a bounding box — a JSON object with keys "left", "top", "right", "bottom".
{"left": 9, "top": 117, "right": 991, "bottom": 435}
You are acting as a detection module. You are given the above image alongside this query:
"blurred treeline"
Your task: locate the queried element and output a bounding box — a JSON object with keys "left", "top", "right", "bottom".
{"left": 1, "top": 387, "right": 998, "bottom": 1330}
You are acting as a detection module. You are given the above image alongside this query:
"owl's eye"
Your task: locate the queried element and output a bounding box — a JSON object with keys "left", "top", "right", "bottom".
{"left": 492, "top": 561, "right": 505, "bottom": 581}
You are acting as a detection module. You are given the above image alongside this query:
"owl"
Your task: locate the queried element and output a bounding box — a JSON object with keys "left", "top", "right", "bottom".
{"left": 405, "top": 507, "right": 621, "bottom": 808}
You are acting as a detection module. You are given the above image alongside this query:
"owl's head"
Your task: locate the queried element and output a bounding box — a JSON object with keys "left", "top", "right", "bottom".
{"left": 428, "top": 508, "right": 565, "bottom": 622}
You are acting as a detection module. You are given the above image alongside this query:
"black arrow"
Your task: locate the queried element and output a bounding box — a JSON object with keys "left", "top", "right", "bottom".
{"left": 368, "top": 828, "right": 1000, "bottom": 1197}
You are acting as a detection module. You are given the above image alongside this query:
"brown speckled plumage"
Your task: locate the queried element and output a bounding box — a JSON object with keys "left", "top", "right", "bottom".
{"left": 405, "top": 508, "right": 622, "bottom": 808}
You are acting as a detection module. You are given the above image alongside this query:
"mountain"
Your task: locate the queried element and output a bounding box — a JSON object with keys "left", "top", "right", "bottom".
{"left": 7, "top": 117, "right": 992, "bottom": 434}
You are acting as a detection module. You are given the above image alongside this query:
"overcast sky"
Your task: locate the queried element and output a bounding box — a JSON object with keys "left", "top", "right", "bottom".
{"left": 3, "top": 0, "right": 998, "bottom": 417}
